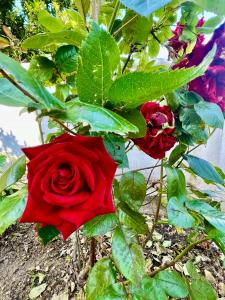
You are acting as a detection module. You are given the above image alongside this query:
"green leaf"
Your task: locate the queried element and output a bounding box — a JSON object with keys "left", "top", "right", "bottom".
{"left": 21, "top": 30, "right": 86, "bottom": 50}
{"left": 208, "top": 228, "right": 225, "bottom": 255}
{"left": 49, "top": 100, "right": 138, "bottom": 135}
{"left": 77, "top": 23, "right": 120, "bottom": 105}
{"left": 0, "top": 78, "right": 31, "bottom": 107}
{"left": 179, "top": 107, "right": 208, "bottom": 143}
{"left": 184, "top": 155, "right": 224, "bottom": 185}
{"left": 55, "top": 45, "right": 78, "bottom": 74}
{"left": 108, "top": 46, "right": 216, "bottom": 109}
{"left": 0, "top": 52, "right": 64, "bottom": 110}
{"left": 38, "top": 10, "right": 66, "bottom": 32}
{"left": 185, "top": 260, "right": 200, "bottom": 278}
{"left": 198, "top": 16, "right": 224, "bottom": 34}
{"left": 119, "top": 0, "right": 172, "bottom": 17}
{"left": 74, "top": 0, "right": 90, "bottom": 21}
{"left": 131, "top": 277, "right": 168, "bottom": 300}
{"left": 175, "top": 90, "right": 202, "bottom": 106}
{"left": 98, "top": 283, "right": 128, "bottom": 300}
{"left": 86, "top": 258, "right": 116, "bottom": 300}
{"left": 121, "top": 109, "right": 147, "bottom": 138}
{"left": 0, "top": 156, "right": 26, "bottom": 193}
{"left": 0, "top": 155, "right": 7, "bottom": 169}
{"left": 112, "top": 227, "right": 145, "bottom": 283}
{"left": 104, "top": 134, "right": 128, "bottom": 168}
{"left": 83, "top": 214, "right": 117, "bottom": 237}
{"left": 191, "top": 0, "right": 225, "bottom": 15}
{"left": 168, "top": 144, "right": 187, "bottom": 165}
{"left": 189, "top": 278, "right": 217, "bottom": 300}
{"left": 166, "top": 167, "right": 186, "bottom": 199}
{"left": 29, "top": 56, "right": 55, "bottom": 83}
{"left": 148, "top": 38, "right": 160, "bottom": 58}
{"left": 119, "top": 171, "right": 147, "bottom": 211}
{"left": 118, "top": 201, "right": 149, "bottom": 234}
{"left": 0, "top": 187, "right": 27, "bottom": 234}
{"left": 62, "top": 9, "right": 86, "bottom": 30}
{"left": 37, "top": 224, "right": 59, "bottom": 245}
{"left": 186, "top": 199, "right": 225, "bottom": 233}
{"left": 194, "top": 101, "right": 224, "bottom": 129}
{"left": 156, "top": 270, "right": 188, "bottom": 298}
{"left": 167, "top": 197, "right": 196, "bottom": 228}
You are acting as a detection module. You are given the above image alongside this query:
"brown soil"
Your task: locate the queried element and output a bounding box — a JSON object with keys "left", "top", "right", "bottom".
{"left": 0, "top": 222, "right": 225, "bottom": 300}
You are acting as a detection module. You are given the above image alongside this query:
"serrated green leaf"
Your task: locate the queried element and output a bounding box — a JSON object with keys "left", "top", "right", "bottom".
{"left": 208, "top": 228, "right": 225, "bottom": 255}
{"left": 0, "top": 187, "right": 27, "bottom": 234}
{"left": 149, "top": 38, "right": 160, "bottom": 58}
{"left": 55, "top": 45, "right": 78, "bottom": 74}
{"left": 156, "top": 270, "right": 188, "bottom": 298}
{"left": 21, "top": 30, "right": 86, "bottom": 50}
{"left": 0, "top": 156, "right": 26, "bottom": 193}
{"left": 108, "top": 46, "right": 216, "bottom": 108}
{"left": 62, "top": 9, "right": 85, "bottom": 30}
{"left": 168, "top": 144, "right": 187, "bottom": 165}
{"left": 191, "top": 0, "right": 225, "bottom": 15}
{"left": 119, "top": 171, "right": 147, "bottom": 211}
{"left": 186, "top": 199, "right": 225, "bottom": 233}
{"left": 0, "top": 52, "right": 64, "bottom": 110}
{"left": 0, "top": 78, "right": 31, "bottom": 107}
{"left": 131, "top": 277, "right": 168, "bottom": 300}
{"left": 198, "top": 16, "right": 224, "bottom": 34}
{"left": 112, "top": 227, "right": 145, "bottom": 283}
{"left": 185, "top": 260, "right": 200, "bottom": 278}
{"left": 98, "top": 283, "right": 128, "bottom": 300}
{"left": 86, "top": 258, "right": 116, "bottom": 300}
{"left": 119, "top": 0, "right": 172, "bottom": 17}
{"left": 49, "top": 100, "right": 138, "bottom": 135}
{"left": 118, "top": 201, "right": 149, "bottom": 234}
{"left": 194, "top": 101, "right": 224, "bottom": 129}
{"left": 121, "top": 109, "right": 147, "bottom": 138}
{"left": 184, "top": 155, "right": 224, "bottom": 185}
{"left": 37, "top": 224, "right": 59, "bottom": 245}
{"left": 29, "top": 56, "right": 55, "bottom": 83}
{"left": 189, "top": 278, "right": 217, "bottom": 300}
{"left": 168, "top": 197, "right": 196, "bottom": 228}
{"left": 74, "top": 0, "right": 90, "bottom": 20}
{"left": 77, "top": 23, "right": 120, "bottom": 105}
{"left": 38, "top": 10, "right": 66, "bottom": 32}
{"left": 104, "top": 134, "right": 128, "bottom": 168}
{"left": 166, "top": 167, "right": 186, "bottom": 199}
{"left": 83, "top": 214, "right": 117, "bottom": 237}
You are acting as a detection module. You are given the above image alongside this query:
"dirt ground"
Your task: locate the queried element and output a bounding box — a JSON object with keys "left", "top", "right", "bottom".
{"left": 0, "top": 222, "right": 225, "bottom": 300}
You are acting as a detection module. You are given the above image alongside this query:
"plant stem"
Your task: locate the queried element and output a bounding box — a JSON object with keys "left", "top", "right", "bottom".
{"left": 89, "top": 238, "right": 96, "bottom": 267}
{"left": 149, "top": 237, "right": 210, "bottom": 277}
{"left": 143, "top": 161, "right": 164, "bottom": 246}
{"left": 0, "top": 69, "right": 39, "bottom": 104}
{"left": 113, "top": 14, "right": 138, "bottom": 37}
{"left": 108, "top": 0, "right": 120, "bottom": 33}
{"left": 92, "top": 0, "right": 101, "bottom": 22}
{"left": 37, "top": 116, "right": 44, "bottom": 144}
{"left": 52, "top": 118, "right": 77, "bottom": 135}
{"left": 115, "top": 164, "right": 162, "bottom": 177}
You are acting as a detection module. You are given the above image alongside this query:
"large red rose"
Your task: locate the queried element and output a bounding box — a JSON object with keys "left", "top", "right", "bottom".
{"left": 20, "top": 133, "right": 117, "bottom": 239}
{"left": 133, "top": 102, "right": 176, "bottom": 159}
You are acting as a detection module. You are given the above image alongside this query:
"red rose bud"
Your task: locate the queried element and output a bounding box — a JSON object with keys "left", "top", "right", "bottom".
{"left": 133, "top": 102, "right": 177, "bottom": 159}
{"left": 20, "top": 133, "right": 117, "bottom": 240}
{"left": 174, "top": 22, "right": 225, "bottom": 111}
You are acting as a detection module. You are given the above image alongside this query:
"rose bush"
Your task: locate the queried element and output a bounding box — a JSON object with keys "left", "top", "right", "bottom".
{"left": 133, "top": 102, "right": 177, "bottom": 159}
{"left": 20, "top": 133, "right": 117, "bottom": 239}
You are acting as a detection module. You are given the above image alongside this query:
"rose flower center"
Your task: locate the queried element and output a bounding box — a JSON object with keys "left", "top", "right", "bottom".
{"left": 148, "top": 112, "right": 168, "bottom": 129}
{"left": 56, "top": 163, "right": 74, "bottom": 186}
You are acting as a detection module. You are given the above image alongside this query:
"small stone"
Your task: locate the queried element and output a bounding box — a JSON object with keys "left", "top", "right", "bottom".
{"left": 219, "top": 282, "right": 225, "bottom": 297}
{"left": 204, "top": 270, "right": 216, "bottom": 285}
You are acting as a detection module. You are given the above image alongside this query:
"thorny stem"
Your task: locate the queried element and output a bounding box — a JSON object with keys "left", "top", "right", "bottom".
{"left": 122, "top": 45, "right": 137, "bottom": 73}
{"left": 75, "top": 231, "right": 82, "bottom": 271}
{"left": 108, "top": 0, "right": 120, "bottom": 33}
{"left": 149, "top": 237, "right": 210, "bottom": 277}
{"left": 143, "top": 161, "right": 164, "bottom": 246}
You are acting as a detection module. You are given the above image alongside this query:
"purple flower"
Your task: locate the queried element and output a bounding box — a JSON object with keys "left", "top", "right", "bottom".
{"left": 174, "top": 22, "right": 225, "bottom": 111}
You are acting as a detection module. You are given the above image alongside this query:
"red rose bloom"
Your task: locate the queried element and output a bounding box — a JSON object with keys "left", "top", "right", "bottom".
{"left": 20, "top": 133, "right": 117, "bottom": 239}
{"left": 133, "top": 102, "right": 176, "bottom": 159}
